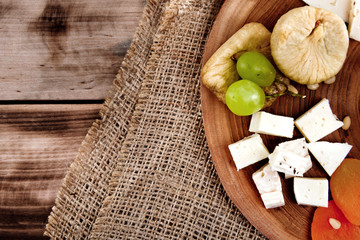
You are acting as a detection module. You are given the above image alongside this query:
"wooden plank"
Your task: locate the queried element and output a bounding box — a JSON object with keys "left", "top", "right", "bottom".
{"left": 0, "top": 104, "right": 101, "bottom": 239}
{"left": 0, "top": 0, "right": 144, "bottom": 100}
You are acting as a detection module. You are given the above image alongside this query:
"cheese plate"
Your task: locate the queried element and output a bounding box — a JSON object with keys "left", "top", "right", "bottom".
{"left": 200, "top": 0, "right": 360, "bottom": 239}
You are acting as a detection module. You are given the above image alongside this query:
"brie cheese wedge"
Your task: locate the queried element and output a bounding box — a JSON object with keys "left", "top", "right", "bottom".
{"left": 294, "top": 177, "right": 329, "bottom": 207}
{"left": 349, "top": 0, "right": 360, "bottom": 41}
{"left": 295, "top": 98, "right": 343, "bottom": 143}
{"left": 307, "top": 141, "right": 352, "bottom": 176}
{"left": 249, "top": 111, "right": 294, "bottom": 138}
{"left": 303, "top": 0, "right": 351, "bottom": 22}
{"left": 228, "top": 133, "right": 269, "bottom": 170}
{"left": 252, "top": 164, "right": 285, "bottom": 209}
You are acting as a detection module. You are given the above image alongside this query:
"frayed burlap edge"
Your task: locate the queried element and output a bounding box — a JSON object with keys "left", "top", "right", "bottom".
{"left": 86, "top": 1, "right": 267, "bottom": 239}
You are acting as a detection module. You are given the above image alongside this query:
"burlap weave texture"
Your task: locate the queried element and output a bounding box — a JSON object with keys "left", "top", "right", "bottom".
{"left": 46, "top": 0, "right": 267, "bottom": 239}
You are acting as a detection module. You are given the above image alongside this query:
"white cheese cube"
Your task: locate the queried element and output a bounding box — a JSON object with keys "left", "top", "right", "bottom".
{"left": 269, "top": 146, "right": 311, "bottom": 176}
{"left": 278, "top": 138, "right": 313, "bottom": 178}
{"left": 295, "top": 99, "right": 343, "bottom": 142}
{"left": 249, "top": 111, "right": 294, "bottom": 138}
{"left": 252, "top": 164, "right": 285, "bottom": 209}
{"left": 294, "top": 177, "right": 328, "bottom": 207}
{"left": 307, "top": 141, "right": 352, "bottom": 176}
{"left": 260, "top": 192, "right": 285, "bottom": 209}
{"left": 278, "top": 138, "right": 310, "bottom": 159}
{"left": 253, "top": 164, "right": 282, "bottom": 194}
{"left": 284, "top": 173, "right": 295, "bottom": 179}
{"left": 303, "top": 0, "right": 351, "bottom": 22}
{"left": 349, "top": 0, "right": 360, "bottom": 41}
{"left": 228, "top": 133, "right": 269, "bottom": 170}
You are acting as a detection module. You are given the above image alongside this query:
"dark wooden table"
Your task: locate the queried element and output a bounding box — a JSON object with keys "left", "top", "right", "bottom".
{"left": 0, "top": 1, "right": 144, "bottom": 239}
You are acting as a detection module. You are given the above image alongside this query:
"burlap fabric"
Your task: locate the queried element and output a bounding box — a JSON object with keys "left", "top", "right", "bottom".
{"left": 45, "top": 0, "right": 267, "bottom": 239}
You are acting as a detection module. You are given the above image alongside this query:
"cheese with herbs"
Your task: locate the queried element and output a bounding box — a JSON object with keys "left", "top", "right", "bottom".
{"left": 269, "top": 146, "right": 311, "bottom": 176}
{"left": 277, "top": 138, "right": 313, "bottom": 179}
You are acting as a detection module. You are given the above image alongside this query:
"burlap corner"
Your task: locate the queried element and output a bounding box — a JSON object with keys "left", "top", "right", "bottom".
{"left": 87, "top": 0, "right": 267, "bottom": 239}
{"left": 44, "top": 0, "right": 168, "bottom": 239}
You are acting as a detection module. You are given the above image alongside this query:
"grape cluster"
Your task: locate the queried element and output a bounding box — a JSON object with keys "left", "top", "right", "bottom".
{"left": 226, "top": 52, "right": 276, "bottom": 116}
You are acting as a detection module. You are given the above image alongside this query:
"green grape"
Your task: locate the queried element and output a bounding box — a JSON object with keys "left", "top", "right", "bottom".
{"left": 225, "top": 80, "right": 265, "bottom": 116}
{"left": 236, "top": 51, "right": 276, "bottom": 87}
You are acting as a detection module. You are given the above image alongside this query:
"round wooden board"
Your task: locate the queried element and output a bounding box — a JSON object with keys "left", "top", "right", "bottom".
{"left": 200, "top": 0, "right": 360, "bottom": 239}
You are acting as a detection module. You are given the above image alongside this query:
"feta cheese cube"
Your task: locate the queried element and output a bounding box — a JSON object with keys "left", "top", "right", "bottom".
{"left": 278, "top": 138, "right": 313, "bottom": 178}
{"left": 252, "top": 164, "right": 285, "bottom": 209}
{"left": 249, "top": 111, "right": 294, "bottom": 138}
{"left": 261, "top": 192, "right": 285, "bottom": 209}
{"left": 278, "top": 138, "right": 310, "bottom": 159}
{"left": 284, "top": 173, "right": 295, "bottom": 179}
{"left": 293, "top": 177, "right": 329, "bottom": 207}
{"left": 228, "top": 133, "right": 269, "bottom": 170}
{"left": 253, "top": 164, "right": 282, "bottom": 194}
{"left": 295, "top": 99, "right": 343, "bottom": 142}
{"left": 307, "top": 141, "right": 352, "bottom": 176}
{"left": 303, "top": 0, "right": 351, "bottom": 22}
{"left": 269, "top": 147, "right": 311, "bottom": 176}
{"left": 349, "top": 0, "right": 360, "bottom": 41}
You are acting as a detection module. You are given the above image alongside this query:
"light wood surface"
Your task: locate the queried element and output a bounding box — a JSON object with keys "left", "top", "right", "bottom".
{"left": 0, "top": 0, "right": 144, "bottom": 239}
{"left": 201, "top": 0, "right": 360, "bottom": 239}
{"left": 0, "top": 0, "right": 144, "bottom": 100}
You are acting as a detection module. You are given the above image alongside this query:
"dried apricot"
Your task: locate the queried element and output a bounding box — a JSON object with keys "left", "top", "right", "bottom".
{"left": 311, "top": 200, "right": 360, "bottom": 240}
{"left": 330, "top": 158, "right": 360, "bottom": 225}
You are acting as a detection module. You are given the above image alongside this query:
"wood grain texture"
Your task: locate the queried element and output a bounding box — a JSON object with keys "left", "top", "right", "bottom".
{"left": 0, "top": 0, "right": 144, "bottom": 238}
{"left": 0, "top": 0, "right": 144, "bottom": 100}
{"left": 201, "top": 0, "right": 360, "bottom": 239}
{"left": 0, "top": 104, "right": 101, "bottom": 239}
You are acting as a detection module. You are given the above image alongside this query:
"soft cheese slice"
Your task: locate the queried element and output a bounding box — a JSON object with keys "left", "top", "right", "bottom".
{"left": 295, "top": 98, "right": 343, "bottom": 142}
{"left": 349, "top": 0, "right": 360, "bottom": 41}
{"left": 228, "top": 133, "right": 269, "bottom": 170}
{"left": 269, "top": 147, "right": 311, "bottom": 176}
{"left": 294, "top": 177, "right": 328, "bottom": 207}
{"left": 303, "top": 0, "right": 351, "bottom": 22}
{"left": 307, "top": 141, "right": 352, "bottom": 176}
{"left": 249, "top": 111, "right": 294, "bottom": 138}
{"left": 252, "top": 164, "right": 285, "bottom": 209}
{"left": 278, "top": 138, "right": 313, "bottom": 179}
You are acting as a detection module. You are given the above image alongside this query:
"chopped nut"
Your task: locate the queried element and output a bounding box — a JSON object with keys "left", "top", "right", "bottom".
{"left": 329, "top": 218, "right": 341, "bottom": 230}
{"left": 275, "top": 72, "right": 291, "bottom": 86}
{"left": 287, "top": 84, "right": 298, "bottom": 94}
{"left": 307, "top": 83, "right": 320, "bottom": 90}
{"left": 263, "top": 84, "right": 279, "bottom": 95}
{"left": 324, "top": 76, "right": 336, "bottom": 84}
{"left": 342, "top": 116, "right": 351, "bottom": 130}
{"left": 275, "top": 81, "right": 287, "bottom": 93}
